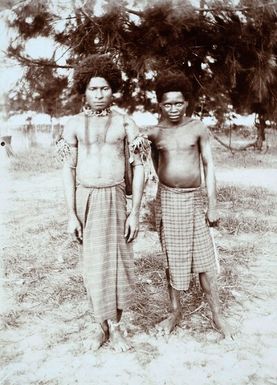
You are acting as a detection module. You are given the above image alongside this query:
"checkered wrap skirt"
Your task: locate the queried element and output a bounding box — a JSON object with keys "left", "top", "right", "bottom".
{"left": 76, "top": 181, "right": 134, "bottom": 323}
{"left": 155, "top": 183, "right": 217, "bottom": 291}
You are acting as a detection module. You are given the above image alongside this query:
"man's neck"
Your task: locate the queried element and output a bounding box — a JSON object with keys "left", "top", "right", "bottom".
{"left": 159, "top": 116, "right": 193, "bottom": 128}
{"left": 83, "top": 105, "right": 112, "bottom": 117}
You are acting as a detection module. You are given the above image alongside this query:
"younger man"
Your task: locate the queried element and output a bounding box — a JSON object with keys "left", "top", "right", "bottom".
{"left": 148, "top": 72, "right": 232, "bottom": 339}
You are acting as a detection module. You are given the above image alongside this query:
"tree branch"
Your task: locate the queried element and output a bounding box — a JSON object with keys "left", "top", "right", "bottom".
{"left": 124, "top": 2, "right": 277, "bottom": 17}
{"left": 212, "top": 133, "right": 257, "bottom": 153}
{"left": 197, "top": 2, "right": 277, "bottom": 12}
{"left": 125, "top": 7, "right": 143, "bottom": 17}
{"left": 7, "top": 50, "right": 73, "bottom": 69}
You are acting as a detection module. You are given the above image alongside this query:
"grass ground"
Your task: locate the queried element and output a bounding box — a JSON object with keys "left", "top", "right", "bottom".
{"left": 0, "top": 131, "right": 277, "bottom": 385}
{"left": 212, "top": 128, "right": 277, "bottom": 169}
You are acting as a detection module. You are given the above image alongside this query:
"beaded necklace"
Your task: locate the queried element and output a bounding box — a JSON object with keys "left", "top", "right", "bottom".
{"left": 83, "top": 105, "right": 112, "bottom": 117}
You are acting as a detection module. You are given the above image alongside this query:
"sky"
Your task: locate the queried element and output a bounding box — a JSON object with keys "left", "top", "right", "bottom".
{"left": 0, "top": 11, "right": 23, "bottom": 94}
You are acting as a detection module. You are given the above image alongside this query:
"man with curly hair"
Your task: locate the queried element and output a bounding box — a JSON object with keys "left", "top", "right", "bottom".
{"left": 58, "top": 54, "right": 148, "bottom": 351}
{"left": 147, "top": 72, "right": 233, "bottom": 339}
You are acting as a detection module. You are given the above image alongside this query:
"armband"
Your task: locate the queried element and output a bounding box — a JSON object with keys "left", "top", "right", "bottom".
{"left": 56, "top": 138, "right": 77, "bottom": 168}
{"left": 128, "top": 135, "right": 151, "bottom": 165}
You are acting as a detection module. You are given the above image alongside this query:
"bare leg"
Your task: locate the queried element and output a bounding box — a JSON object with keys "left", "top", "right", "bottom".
{"left": 156, "top": 269, "right": 182, "bottom": 335}
{"left": 199, "top": 272, "right": 233, "bottom": 339}
{"left": 90, "top": 320, "right": 109, "bottom": 351}
{"left": 108, "top": 309, "right": 132, "bottom": 352}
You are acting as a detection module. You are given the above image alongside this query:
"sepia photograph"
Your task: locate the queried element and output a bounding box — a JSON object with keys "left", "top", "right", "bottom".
{"left": 0, "top": 1, "right": 276, "bottom": 384}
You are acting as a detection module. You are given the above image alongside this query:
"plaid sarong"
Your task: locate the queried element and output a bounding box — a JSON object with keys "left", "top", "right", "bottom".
{"left": 155, "top": 183, "right": 217, "bottom": 291}
{"left": 76, "top": 181, "right": 134, "bottom": 322}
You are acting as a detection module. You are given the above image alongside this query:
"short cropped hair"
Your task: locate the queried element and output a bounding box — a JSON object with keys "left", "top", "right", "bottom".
{"left": 73, "top": 54, "right": 122, "bottom": 94}
{"left": 155, "top": 72, "right": 192, "bottom": 103}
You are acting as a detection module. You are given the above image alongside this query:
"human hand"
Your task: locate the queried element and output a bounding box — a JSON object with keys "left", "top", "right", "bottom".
{"left": 206, "top": 207, "right": 220, "bottom": 227}
{"left": 124, "top": 212, "right": 139, "bottom": 243}
{"left": 68, "top": 214, "right": 83, "bottom": 243}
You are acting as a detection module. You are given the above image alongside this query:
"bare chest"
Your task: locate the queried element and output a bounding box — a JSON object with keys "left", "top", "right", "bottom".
{"left": 77, "top": 115, "right": 125, "bottom": 147}
{"left": 155, "top": 128, "right": 199, "bottom": 152}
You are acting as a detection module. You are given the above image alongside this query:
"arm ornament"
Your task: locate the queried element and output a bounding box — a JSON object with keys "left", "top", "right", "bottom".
{"left": 128, "top": 135, "right": 151, "bottom": 166}
{"left": 56, "top": 138, "right": 77, "bottom": 168}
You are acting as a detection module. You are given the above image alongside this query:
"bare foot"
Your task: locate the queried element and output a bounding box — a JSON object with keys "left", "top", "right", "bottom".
{"left": 109, "top": 327, "right": 132, "bottom": 352}
{"left": 90, "top": 325, "right": 109, "bottom": 351}
{"left": 212, "top": 316, "right": 234, "bottom": 340}
{"left": 155, "top": 311, "right": 182, "bottom": 336}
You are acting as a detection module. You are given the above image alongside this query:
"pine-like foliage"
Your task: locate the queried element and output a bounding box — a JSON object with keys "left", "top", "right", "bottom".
{"left": 4, "top": 0, "right": 277, "bottom": 125}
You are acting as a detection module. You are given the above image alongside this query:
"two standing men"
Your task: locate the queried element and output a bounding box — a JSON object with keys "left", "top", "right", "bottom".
{"left": 60, "top": 55, "right": 232, "bottom": 352}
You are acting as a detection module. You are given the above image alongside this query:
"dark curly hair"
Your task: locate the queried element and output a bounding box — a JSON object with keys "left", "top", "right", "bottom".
{"left": 155, "top": 72, "right": 192, "bottom": 103}
{"left": 73, "top": 54, "right": 122, "bottom": 95}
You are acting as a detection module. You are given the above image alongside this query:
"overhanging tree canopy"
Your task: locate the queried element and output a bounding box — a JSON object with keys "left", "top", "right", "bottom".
{"left": 4, "top": 0, "right": 277, "bottom": 148}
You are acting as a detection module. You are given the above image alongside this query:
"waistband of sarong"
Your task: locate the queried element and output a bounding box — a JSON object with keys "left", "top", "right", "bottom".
{"left": 159, "top": 182, "right": 201, "bottom": 194}
{"left": 77, "top": 179, "right": 125, "bottom": 189}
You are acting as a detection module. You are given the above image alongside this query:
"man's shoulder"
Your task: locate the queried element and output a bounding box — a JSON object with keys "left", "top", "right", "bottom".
{"left": 111, "top": 110, "right": 135, "bottom": 127}
{"left": 111, "top": 109, "right": 124, "bottom": 118}
{"left": 62, "top": 114, "right": 83, "bottom": 139}
{"left": 186, "top": 117, "right": 205, "bottom": 126}
{"left": 142, "top": 125, "right": 160, "bottom": 141}
{"left": 187, "top": 118, "right": 207, "bottom": 133}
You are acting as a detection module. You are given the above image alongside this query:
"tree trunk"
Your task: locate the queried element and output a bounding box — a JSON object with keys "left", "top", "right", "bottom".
{"left": 256, "top": 114, "right": 266, "bottom": 151}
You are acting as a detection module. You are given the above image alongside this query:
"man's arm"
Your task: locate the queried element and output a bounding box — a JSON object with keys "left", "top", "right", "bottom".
{"left": 141, "top": 125, "right": 159, "bottom": 173}
{"left": 124, "top": 116, "right": 146, "bottom": 242}
{"left": 199, "top": 124, "right": 219, "bottom": 225}
{"left": 150, "top": 142, "right": 159, "bottom": 173}
{"left": 60, "top": 118, "right": 82, "bottom": 242}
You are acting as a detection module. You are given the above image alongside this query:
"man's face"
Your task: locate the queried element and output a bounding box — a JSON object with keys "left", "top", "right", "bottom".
{"left": 85, "top": 77, "right": 113, "bottom": 110}
{"left": 159, "top": 91, "right": 188, "bottom": 124}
